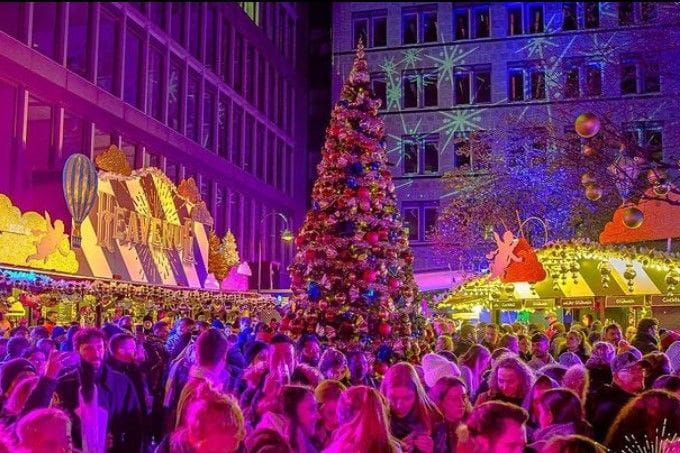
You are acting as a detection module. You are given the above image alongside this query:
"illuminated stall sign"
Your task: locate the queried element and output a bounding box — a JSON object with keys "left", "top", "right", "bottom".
{"left": 559, "top": 297, "right": 594, "bottom": 309}
{"left": 650, "top": 295, "right": 680, "bottom": 307}
{"left": 524, "top": 298, "right": 554, "bottom": 310}
{"left": 495, "top": 300, "right": 522, "bottom": 310}
{"left": 605, "top": 295, "right": 645, "bottom": 308}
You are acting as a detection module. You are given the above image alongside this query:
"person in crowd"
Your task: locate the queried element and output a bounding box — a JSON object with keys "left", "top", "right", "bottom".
{"left": 605, "top": 389, "right": 680, "bottom": 451}
{"left": 586, "top": 350, "right": 648, "bottom": 442}
{"left": 453, "top": 324, "right": 476, "bottom": 357}
{"left": 4, "top": 336, "right": 30, "bottom": 361}
{"left": 560, "top": 330, "right": 591, "bottom": 363}
{"left": 143, "top": 320, "right": 171, "bottom": 441}
{"left": 0, "top": 351, "right": 62, "bottom": 417}
{"left": 0, "top": 375, "right": 38, "bottom": 424}
{"left": 297, "top": 334, "right": 321, "bottom": 368}
{"left": 459, "top": 345, "right": 491, "bottom": 400}
{"left": 585, "top": 341, "right": 615, "bottom": 395}
{"left": 167, "top": 318, "right": 195, "bottom": 360}
{"left": 476, "top": 355, "right": 534, "bottom": 407}
{"left": 0, "top": 313, "right": 10, "bottom": 338}
{"left": 517, "top": 334, "right": 531, "bottom": 362}
{"left": 59, "top": 325, "right": 80, "bottom": 352}
{"left": 522, "top": 374, "right": 558, "bottom": 437}
{"left": 36, "top": 338, "right": 56, "bottom": 357}
{"left": 381, "top": 362, "right": 443, "bottom": 453}
{"left": 481, "top": 324, "right": 499, "bottom": 352}
{"left": 318, "top": 348, "right": 349, "bottom": 383}
{"left": 246, "top": 428, "right": 293, "bottom": 453}
{"left": 542, "top": 434, "right": 606, "bottom": 453}
{"left": 11, "top": 326, "right": 29, "bottom": 340}
{"left": 428, "top": 376, "right": 470, "bottom": 451}
{"left": 563, "top": 364, "right": 589, "bottom": 403}
{"left": 175, "top": 328, "right": 230, "bottom": 428}
{"left": 499, "top": 334, "right": 519, "bottom": 355}
{"left": 346, "top": 350, "right": 379, "bottom": 388}
{"left": 527, "top": 333, "right": 556, "bottom": 370}
{"left": 55, "top": 327, "right": 142, "bottom": 452}
{"left": 195, "top": 320, "right": 210, "bottom": 336}
{"left": 625, "top": 325, "right": 637, "bottom": 342}
{"left": 558, "top": 351, "right": 583, "bottom": 368}
{"left": 435, "top": 335, "right": 453, "bottom": 353}
{"left": 459, "top": 401, "right": 528, "bottom": 453}
{"left": 15, "top": 408, "right": 74, "bottom": 453}
{"left": 314, "top": 380, "right": 346, "bottom": 448}
{"left": 587, "top": 330, "right": 602, "bottom": 345}
{"left": 421, "top": 352, "right": 460, "bottom": 389}
{"left": 22, "top": 348, "right": 47, "bottom": 376}
{"left": 29, "top": 326, "right": 49, "bottom": 347}
{"left": 632, "top": 318, "right": 660, "bottom": 354}
{"left": 529, "top": 388, "right": 593, "bottom": 450}
{"left": 652, "top": 374, "right": 680, "bottom": 395}
{"left": 237, "top": 316, "right": 255, "bottom": 349}
{"left": 581, "top": 314, "right": 594, "bottom": 331}
{"left": 641, "top": 351, "right": 671, "bottom": 389}
{"left": 544, "top": 312, "right": 559, "bottom": 338}
{"left": 165, "top": 383, "right": 245, "bottom": 453}
{"left": 107, "top": 333, "right": 150, "bottom": 418}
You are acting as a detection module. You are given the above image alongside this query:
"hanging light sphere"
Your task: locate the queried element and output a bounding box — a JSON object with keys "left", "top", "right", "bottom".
{"left": 624, "top": 267, "right": 637, "bottom": 281}
{"left": 575, "top": 113, "right": 601, "bottom": 138}
{"left": 585, "top": 185, "right": 603, "bottom": 201}
{"left": 654, "top": 183, "right": 671, "bottom": 197}
{"left": 622, "top": 207, "right": 644, "bottom": 229}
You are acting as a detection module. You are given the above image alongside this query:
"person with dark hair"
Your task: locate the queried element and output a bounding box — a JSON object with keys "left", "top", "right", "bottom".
{"left": 453, "top": 323, "right": 476, "bottom": 357}
{"left": 318, "top": 348, "right": 349, "bottom": 383}
{"left": 605, "top": 389, "right": 680, "bottom": 451}
{"left": 314, "top": 379, "right": 346, "bottom": 448}
{"left": 257, "top": 385, "right": 319, "bottom": 452}
{"left": 529, "top": 388, "right": 593, "bottom": 449}
{"left": 4, "top": 336, "right": 30, "bottom": 361}
{"left": 460, "top": 401, "right": 528, "bottom": 452}
{"left": 517, "top": 334, "right": 531, "bottom": 362}
{"left": 143, "top": 320, "right": 171, "bottom": 442}
{"left": 167, "top": 318, "right": 195, "bottom": 360}
{"left": 652, "top": 374, "right": 680, "bottom": 395}
{"left": 631, "top": 317, "right": 660, "bottom": 354}
{"left": 55, "top": 327, "right": 143, "bottom": 453}
{"left": 586, "top": 350, "right": 648, "bottom": 442}
{"left": 477, "top": 355, "right": 535, "bottom": 407}
{"left": 59, "top": 325, "right": 80, "bottom": 352}
{"left": 297, "top": 334, "right": 321, "bottom": 368}
{"left": 175, "top": 328, "right": 230, "bottom": 428}
{"left": 642, "top": 351, "right": 671, "bottom": 389}
{"left": 542, "top": 434, "right": 606, "bottom": 453}
{"left": 459, "top": 345, "right": 491, "bottom": 400}
{"left": 246, "top": 428, "right": 292, "bottom": 453}
{"left": 527, "top": 333, "right": 556, "bottom": 370}
{"left": 428, "top": 376, "right": 470, "bottom": 451}
{"left": 29, "top": 326, "right": 49, "bottom": 346}
{"left": 603, "top": 323, "right": 623, "bottom": 349}
{"left": 345, "top": 350, "right": 377, "bottom": 388}
{"left": 481, "top": 324, "right": 499, "bottom": 352}
{"left": 559, "top": 330, "right": 591, "bottom": 364}
{"left": 499, "top": 334, "right": 519, "bottom": 355}
{"left": 585, "top": 341, "right": 615, "bottom": 395}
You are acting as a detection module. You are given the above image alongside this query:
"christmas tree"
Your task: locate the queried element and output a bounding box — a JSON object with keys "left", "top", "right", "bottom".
{"left": 222, "top": 230, "right": 240, "bottom": 269}
{"left": 208, "top": 229, "right": 240, "bottom": 284}
{"left": 289, "top": 41, "right": 417, "bottom": 348}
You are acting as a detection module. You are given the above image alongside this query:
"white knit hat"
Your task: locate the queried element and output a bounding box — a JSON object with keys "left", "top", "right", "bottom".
{"left": 421, "top": 352, "right": 461, "bottom": 388}
{"left": 666, "top": 340, "right": 680, "bottom": 373}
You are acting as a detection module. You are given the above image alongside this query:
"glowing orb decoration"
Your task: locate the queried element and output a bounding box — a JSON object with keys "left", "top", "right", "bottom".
{"left": 575, "top": 112, "right": 601, "bottom": 138}
{"left": 622, "top": 207, "right": 644, "bottom": 229}
{"left": 585, "top": 185, "right": 603, "bottom": 201}
{"left": 654, "top": 183, "right": 671, "bottom": 197}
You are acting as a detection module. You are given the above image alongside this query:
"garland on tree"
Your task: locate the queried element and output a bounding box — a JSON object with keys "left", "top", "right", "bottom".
{"left": 289, "top": 40, "right": 418, "bottom": 349}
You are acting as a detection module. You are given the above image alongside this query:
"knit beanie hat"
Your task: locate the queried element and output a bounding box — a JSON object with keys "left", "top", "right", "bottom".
{"left": 666, "top": 340, "right": 680, "bottom": 373}
{"left": 0, "top": 358, "right": 35, "bottom": 394}
{"left": 587, "top": 341, "right": 615, "bottom": 367}
{"left": 421, "top": 352, "right": 461, "bottom": 388}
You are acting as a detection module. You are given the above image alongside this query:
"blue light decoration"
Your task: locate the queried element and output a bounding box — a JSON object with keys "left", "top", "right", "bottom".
{"left": 346, "top": 176, "right": 359, "bottom": 189}
{"left": 3, "top": 270, "right": 52, "bottom": 284}
{"left": 388, "top": 230, "right": 398, "bottom": 243}
{"left": 370, "top": 161, "right": 381, "bottom": 171}
{"left": 362, "top": 288, "right": 378, "bottom": 303}
{"left": 307, "top": 282, "right": 322, "bottom": 301}
{"left": 347, "top": 162, "right": 364, "bottom": 176}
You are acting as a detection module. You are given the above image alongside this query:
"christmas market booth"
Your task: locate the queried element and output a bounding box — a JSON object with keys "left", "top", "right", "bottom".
{"left": 438, "top": 239, "right": 680, "bottom": 329}
{"left": 0, "top": 147, "right": 276, "bottom": 326}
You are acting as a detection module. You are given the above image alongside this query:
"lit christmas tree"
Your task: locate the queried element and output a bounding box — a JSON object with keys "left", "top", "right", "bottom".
{"left": 222, "top": 230, "right": 240, "bottom": 269}
{"left": 289, "top": 41, "right": 417, "bottom": 348}
{"left": 208, "top": 229, "right": 240, "bottom": 284}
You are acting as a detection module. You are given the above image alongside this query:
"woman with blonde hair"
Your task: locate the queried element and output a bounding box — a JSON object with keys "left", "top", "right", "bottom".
{"left": 323, "top": 385, "right": 401, "bottom": 453}
{"left": 428, "top": 376, "right": 471, "bottom": 451}
{"left": 381, "top": 362, "right": 444, "bottom": 453}
{"left": 314, "top": 380, "right": 346, "bottom": 448}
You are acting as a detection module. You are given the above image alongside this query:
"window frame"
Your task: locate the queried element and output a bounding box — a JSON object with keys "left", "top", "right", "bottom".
{"left": 401, "top": 6, "right": 438, "bottom": 45}
{"left": 351, "top": 10, "right": 388, "bottom": 48}
{"left": 401, "top": 134, "right": 440, "bottom": 175}
{"left": 401, "top": 202, "right": 439, "bottom": 243}
{"left": 401, "top": 69, "right": 438, "bottom": 109}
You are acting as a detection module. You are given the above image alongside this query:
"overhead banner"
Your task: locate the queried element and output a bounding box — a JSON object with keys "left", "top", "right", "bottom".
{"left": 76, "top": 166, "right": 214, "bottom": 288}
{"left": 605, "top": 295, "right": 645, "bottom": 308}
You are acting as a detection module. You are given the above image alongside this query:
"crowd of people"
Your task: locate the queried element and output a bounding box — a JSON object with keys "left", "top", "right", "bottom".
{"left": 1, "top": 310, "right": 680, "bottom": 452}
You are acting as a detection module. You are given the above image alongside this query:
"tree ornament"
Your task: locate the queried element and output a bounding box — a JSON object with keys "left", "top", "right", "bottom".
{"left": 357, "top": 187, "right": 371, "bottom": 201}
{"left": 622, "top": 207, "right": 644, "bottom": 229}
{"left": 362, "top": 288, "right": 378, "bottom": 303}
{"left": 378, "top": 322, "right": 392, "bottom": 337}
{"left": 365, "top": 231, "right": 380, "bottom": 245}
{"left": 348, "top": 162, "right": 364, "bottom": 176}
{"left": 585, "top": 185, "right": 603, "bottom": 201}
{"left": 307, "top": 282, "right": 322, "bottom": 301}
{"left": 581, "top": 143, "right": 597, "bottom": 157}
{"left": 574, "top": 112, "right": 601, "bottom": 138}
{"left": 346, "top": 177, "right": 359, "bottom": 189}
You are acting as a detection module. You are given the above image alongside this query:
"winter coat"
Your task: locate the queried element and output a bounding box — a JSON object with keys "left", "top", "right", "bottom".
{"left": 528, "top": 422, "right": 582, "bottom": 451}
{"left": 453, "top": 338, "right": 475, "bottom": 358}
{"left": 527, "top": 354, "right": 556, "bottom": 370}
{"left": 632, "top": 332, "right": 660, "bottom": 355}
{"left": 107, "top": 357, "right": 151, "bottom": 416}
{"left": 586, "top": 383, "right": 635, "bottom": 442}
{"left": 143, "top": 335, "right": 171, "bottom": 398}
{"left": 390, "top": 408, "right": 447, "bottom": 453}
{"left": 586, "top": 363, "right": 613, "bottom": 394}
{"left": 55, "top": 364, "right": 143, "bottom": 453}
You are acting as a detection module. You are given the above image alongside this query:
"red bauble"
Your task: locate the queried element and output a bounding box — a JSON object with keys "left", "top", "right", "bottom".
{"left": 362, "top": 270, "right": 378, "bottom": 283}
{"left": 375, "top": 361, "right": 389, "bottom": 375}
{"left": 378, "top": 322, "right": 392, "bottom": 337}
{"left": 365, "top": 231, "right": 380, "bottom": 245}
{"left": 304, "top": 249, "right": 316, "bottom": 262}
{"left": 357, "top": 187, "right": 371, "bottom": 201}
{"left": 388, "top": 278, "right": 400, "bottom": 290}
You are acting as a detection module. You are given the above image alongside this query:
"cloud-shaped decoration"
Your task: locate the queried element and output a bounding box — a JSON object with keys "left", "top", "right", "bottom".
{"left": 177, "top": 177, "right": 202, "bottom": 204}
{"left": 95, "top": 145, "right": 132, "bottom": 176}
{"left": 502, "top": 238, "right": 547, "bottom": 283}
{"left": 0, "top": 194, "right": 79, "bottom": 273}
{"left": 600, "top": 187, "right": 680, "bottom": 244}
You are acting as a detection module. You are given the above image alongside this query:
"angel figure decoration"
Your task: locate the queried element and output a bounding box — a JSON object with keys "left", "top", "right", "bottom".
{"left": 486, "top": 230, "right": 522, "bottom": 280}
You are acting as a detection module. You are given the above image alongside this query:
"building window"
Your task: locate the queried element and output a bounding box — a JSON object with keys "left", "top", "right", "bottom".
{"left": 509, "top": 70, "right": 524, "bottom": 101}
{"left": 621, "top": 58, "right": 660, "bottom": 95}
{"left": 232, "top": 105, "right": 243, "bottom": 167}
{"left": 585, "top": 2, "right": 600, "bottom": 28}
{"left": 147, "top": 43, "right": 164, "bottom": 121}
{"left": 530, "top": 69, "right": 545, "bottom": 100}
{"left": 203, "top": 87, "right": 215, "bottom": 150}
{"left": 97, "top": 8, "right": 120, "bottom": 95}
{"left": 562, "top": 3, "right": 578, "bottom": 30}
{"left": 67, "top": 3, "right": 91, "bottom": 79}
{"left": 32, "top": 2, "right": 59, "bottom": 61}
{"left": 239, "top": 2, "right": 260, "bottom": 25}
{"left": 244, "top": 113, "right": 254, "bottom": 173}
{"left": 205, "top": 7, "right": 217, "bottom": 70}
{"left": 218, "top": 95, "right": 230, "bottom": 159}
{"left": 585, "top": 64, "right": 602, "bottom": 96}
{"left": 454, "top": 67, "right": 491, "bottom": 104}
{"left": 124, "top": 24, "right": 143, "bottom": 109}
{"left": 258, "top": 57, "right": 267, "bottom": 113}
{"left": 507, "top": 5, "right": 523, "bottom": 36}
{"left": 402, "top": 7, "right": 438, "bottom": 44}
{"left": 402, "top": 135, "right": 439, "bottom": 175}
{"left": 509, "top": 65, "right": 546, "bottom": 102}
{"left": 0, "top": 3, "right": 26, "bottom": 43}
{"left": 233, "top": 32, "right": 244, "bottom": 94}
{"left": 221, "top": 20, "right": 232, "bottom": 86}
{"left": 453, "top": 133, "right": 472, "bottom": 168}
{"left": 508, "top": 4, "right": 544, "bottom": 36}
{"left": 402, "top": 70, "right": 438, "bottom": 108}
{"left": 246, "top": 45, "right": 256, "bottom": 104}
{"left": 168, "top": 58, "right": 183, "bottom": 132}
{"left": 352, "top": 10, "right": 387, "bottom": 48}
{"left": 188, "top": 2, "right": 201, "bottom": 60}
{"left": 619, "top": 3, "right": 635, "bottom": 25}
{"left": 186, "top": 71, "right": 199, "bottom": 142}
{"left": 474, "top": 7, "right": 491, "bottom": 38}
{"left": 641, "top": 3, "right": 657, "bottom": 22}
{"left": 371, "top": 74, "right": 387, "bottom": 110}
{"left": 401, "top": 203, "right": 439, "bottom": 242}
{"left": 564, "top": 65, "right": 580, "bottom": 98}
{"left": 454, "top": 10, "right": 469, "bottom": 40}
{"left": 148, "top": 3, "right": 165, "bottom": 30}
{"left": 62, "top": 112, "right": 85, "bottom": 163}
{"left": 256, "top": 123, "right": 265, "bottom": 180}
{"left": 170, "top": 3, "right": 185, "bottom": 46}
{"left": 563, "top": 3, "right": 600, "bottom": 30}
{"left": 528, "top": 4, "right": 544, "bottom": 33}
{"left": 626, "top": 124, "right": 663, "bottom": 162}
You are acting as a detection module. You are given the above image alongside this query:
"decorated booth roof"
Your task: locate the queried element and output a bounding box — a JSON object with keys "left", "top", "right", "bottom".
{"left": 439, "top": 239, "right": 680, "bottom": 309}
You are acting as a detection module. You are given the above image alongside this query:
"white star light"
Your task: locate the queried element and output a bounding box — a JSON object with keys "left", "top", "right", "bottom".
{"left": 427, "top": 45, "right": 479, "bottom": 87}
{"left": 379, "top": 56, "right": 399, "bottom": 79}
{"left": 515, "top": 15, "right": 559, "bottom": 59}
{"left": 399, "top": 48, "right": 423, "bottom": 69}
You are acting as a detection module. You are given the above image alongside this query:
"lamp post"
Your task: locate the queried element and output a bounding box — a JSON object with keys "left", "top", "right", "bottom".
{"left": 258, "top": 212, "right": 294, "bottom": 292}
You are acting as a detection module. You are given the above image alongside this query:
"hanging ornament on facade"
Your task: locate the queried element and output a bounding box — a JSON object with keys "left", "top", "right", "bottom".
{"left": 574, "top": 112, "right": 601, "bottom": 138}
{"left": 622, "top": 206, "right": 644, "bottom": 229}
{"left": 585, "top": 185, "right": 603, "bottom": 201}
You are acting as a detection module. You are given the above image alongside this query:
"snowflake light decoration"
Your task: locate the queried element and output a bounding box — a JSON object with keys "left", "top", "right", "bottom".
{"left": 427, "top": 45, "right": 478, "bottom": 88}
{"left": 515, "top": 14, "right": 560, "bottom": 59}
{"left": 399, "top": 48, "right": 423, "bottom": 69}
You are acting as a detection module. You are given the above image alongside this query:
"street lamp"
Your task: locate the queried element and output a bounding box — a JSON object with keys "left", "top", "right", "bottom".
{"left": 258, "top": 212, "right": 294, "bottom": 291}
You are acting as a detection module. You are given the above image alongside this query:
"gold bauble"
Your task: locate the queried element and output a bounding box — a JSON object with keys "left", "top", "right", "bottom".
{"left": 585, "top": 185, "right": 603, "bottom": 201}
{"left": 654, "top": 183, "right": 670, "bottom": 196}
{"left": 622, "top": 207, "right": 644, "bottom": 229}
{"left": 575, "top": 112, "right": 601, "bottom": 138}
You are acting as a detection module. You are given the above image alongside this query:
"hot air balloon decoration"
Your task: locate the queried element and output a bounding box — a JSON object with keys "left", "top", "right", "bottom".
{"left": 63, "top": 154, "right": 98, "bottom": 248}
